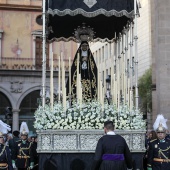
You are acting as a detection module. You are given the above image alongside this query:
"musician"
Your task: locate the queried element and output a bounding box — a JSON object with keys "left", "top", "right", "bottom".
{"left": 12, "top": 122, "right": 34, "bottom": 170}
{"left": 147, "top": 115, "right": 170, "bottom": 170}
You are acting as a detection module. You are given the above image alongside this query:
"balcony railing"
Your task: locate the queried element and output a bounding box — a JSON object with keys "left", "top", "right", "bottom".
{"left": 0, "top": 57, "right": 69, "bottom": 71}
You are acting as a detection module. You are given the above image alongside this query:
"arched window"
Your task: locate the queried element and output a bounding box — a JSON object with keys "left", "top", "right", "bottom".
{"left": 0, "top": 92, "right": 12, "bottom": 120}
{"left": 19, "top": 90, "right": 40, "bottom": 135}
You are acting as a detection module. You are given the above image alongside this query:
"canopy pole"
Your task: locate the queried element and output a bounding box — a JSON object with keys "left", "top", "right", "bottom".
{"left": 42, "top": 0, "right": 46, "bottom": 108}
{"left": 134, "top": 0, "right": 139, "bottom": 110}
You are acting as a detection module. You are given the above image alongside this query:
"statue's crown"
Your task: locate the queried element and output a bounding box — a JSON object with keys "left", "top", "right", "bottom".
{"left": 74, "top": 23, "right": 95, "bottom": 43}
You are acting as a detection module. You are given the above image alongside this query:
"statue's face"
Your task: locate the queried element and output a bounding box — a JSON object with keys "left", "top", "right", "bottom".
{"left": 81, "top": 43, "right": 88, "bottom": 51}
{"left": 156, "top": 132, "right": 166, "bottom": 140}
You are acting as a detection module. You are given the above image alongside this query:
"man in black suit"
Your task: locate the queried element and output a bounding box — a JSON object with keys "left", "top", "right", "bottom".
{"left": 92, "top": 120, "right": 133, "bottom": 170}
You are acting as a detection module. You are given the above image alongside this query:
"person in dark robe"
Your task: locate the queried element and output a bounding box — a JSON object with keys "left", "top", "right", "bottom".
{"left": 147, "top": 115, "right": 170, "bottom": 170}
{"left": 31, "top": 136, "right": 38, "bottom": 170}
{"left": 66, "top": 41, "right": 97, "bottom": 102}
{"left": 91, "top": 120, "right": 133, "bottom": 170}
{"left": 8, "top": 130, "right": 20, "bottom": 156}
{"left": 0, "top": 132, "right": 13, "bottom": 170}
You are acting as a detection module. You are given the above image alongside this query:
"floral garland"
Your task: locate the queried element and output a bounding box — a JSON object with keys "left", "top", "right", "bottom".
{"left": 34, "top": 101, "right": 146, "bottom": 130}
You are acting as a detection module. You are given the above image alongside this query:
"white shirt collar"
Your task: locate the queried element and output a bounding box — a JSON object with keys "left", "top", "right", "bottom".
{"left": 107, "top": 131, "right": 116, "bottom": 135}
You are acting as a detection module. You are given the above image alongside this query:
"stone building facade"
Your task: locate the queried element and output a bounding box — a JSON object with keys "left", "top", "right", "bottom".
{"left": 0, "top": 0, "right": 77, "bottom": 134}
{"left": 1, "top": 0, "right": 170, "bottom": 133}
{"left": 151, "top": 0, "right": 170, "bottom": 127}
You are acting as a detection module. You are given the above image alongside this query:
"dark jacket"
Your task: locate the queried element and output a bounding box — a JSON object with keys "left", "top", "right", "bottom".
{"left": 91, "top": 134, "right": 133, "bottom": 170}
{"left": 0, "top": 143, "right": 13, "bottom": 170}
{"left": 147, "top": 138, "right": 170, "bottom": 170}
{"left": 8, "top": 136, "right": 20, "bottom": 155}
{"left": 12, "top": 140, "right": 33, "bottom": 169}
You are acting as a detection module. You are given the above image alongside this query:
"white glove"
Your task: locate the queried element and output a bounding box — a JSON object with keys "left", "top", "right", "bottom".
{"left": 12, "top": 163, "right": 16, "bottom": 169}
{"left": 30, "top": 162, "right": 34, "bottom": 169}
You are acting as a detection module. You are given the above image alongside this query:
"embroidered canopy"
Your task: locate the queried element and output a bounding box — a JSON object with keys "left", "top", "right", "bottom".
{"left": 46, "top": 0, "right": 135, "bottom": 42}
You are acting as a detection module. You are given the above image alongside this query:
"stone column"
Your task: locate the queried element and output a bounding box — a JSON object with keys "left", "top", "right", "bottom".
{"left": 12, "top": 109, "right": 20, "bottom": 131}
{"left": 0, "top": 30, "right": 4, "bottom": 65}
{"left": 32, "top": 35, "right": 36, "bottom": 70}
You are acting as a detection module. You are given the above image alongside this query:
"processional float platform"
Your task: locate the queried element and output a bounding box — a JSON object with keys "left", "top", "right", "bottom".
{"left": 39, "top": 0, "right": 143, "bottom": 169}
{"left": 37, "top": 130, "right": 145, "bottom": 170}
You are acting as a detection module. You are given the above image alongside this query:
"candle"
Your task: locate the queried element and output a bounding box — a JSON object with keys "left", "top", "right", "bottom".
{"left": 76, "top": 53, "right": 80, "bottom": 99}
{"left": 114, "top": 74, "right": 117, "bottom": 105}
{"left": 50, "top": 52, "right": 54, "bottom": 110}
{"left": 79, "top": 77, "right": 82, "bottom": 108}
{"left": 62, "top": 59, "right": 66, "bottom": 112}
{"left": 58, "top": 54, "right": 61, "bottom": 101}
{"left": 100, "top": 81, "right": 104, "bottom": 113}
{"left": 102, "top": 86, "right": 104, "bottom": 113}
{"left": 97, "top": 54, "right": 100, "bottom": 101}
{"left": 63, "top": 87, "right": 66, "bottom": 113}
{"left": 103, "top": 62, "right": 106, "bottom": 96}
{"left": 69, "top": 55, "right": 71, "bottom": 95}
{"left": 62, "top": 60, "right": 65, "bottom": 99}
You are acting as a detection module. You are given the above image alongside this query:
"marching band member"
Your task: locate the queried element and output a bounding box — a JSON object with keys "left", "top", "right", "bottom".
{"left": 147, "top": 114, "right": 170, "bottom": 170}
{"left": 0, "top": 120, "right": 13, "bottom": 170}
{"left": 12, "top": 122, "right": 34, "bottom": 170}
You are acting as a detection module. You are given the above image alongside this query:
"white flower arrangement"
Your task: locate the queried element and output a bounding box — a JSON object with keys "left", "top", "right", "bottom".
{"left": 34, "top": 101, "right": 146, "bottom": 130}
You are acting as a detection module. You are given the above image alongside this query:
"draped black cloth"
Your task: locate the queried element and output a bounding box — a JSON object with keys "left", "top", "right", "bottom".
{"left": 46, "top": 0, "right": 136, "bottom": 41}
{"left": 66, "top": 42, "right": 97, "bottom": 101}
{"left": 38, "top": 152, "right": 144, "bottom": 170}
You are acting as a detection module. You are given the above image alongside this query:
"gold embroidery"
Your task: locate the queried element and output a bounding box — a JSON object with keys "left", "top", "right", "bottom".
{"left": 71, "top": 51, "right": 97, "bottom": 101}
{"left": 0, "top": 145, "right": 6, "bottom": 157}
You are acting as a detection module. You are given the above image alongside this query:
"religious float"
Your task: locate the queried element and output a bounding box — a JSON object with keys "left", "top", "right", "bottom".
{"left": 35, "top": 0, "right": 146, "bottom": 169}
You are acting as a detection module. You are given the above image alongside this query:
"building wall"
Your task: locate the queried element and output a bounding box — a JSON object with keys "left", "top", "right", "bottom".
{"left": 90, "top": 0, "right": 152, "bottom": 80}
{"left": 90, "top": 0, "right": 152, "bottom": 127}
{"left": 0, "top": 10, "right": 41, "bottom": 59}
{"left": 137, "top": 0, "right": 152, "bottom": 78}
{"left": 0, "top": 0, "right": 77, "bottom": 132}
{"left": 151, "top": 0, "right": 170, "bottom": 127}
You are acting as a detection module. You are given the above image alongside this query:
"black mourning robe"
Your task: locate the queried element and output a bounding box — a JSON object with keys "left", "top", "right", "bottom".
{"left": 66, "top": 41, "right": 97, "bottom": 102}
{"left": 91, "top": 134, "right": 133, "bottom": 170}
{"left": 147, "top": 138, "right": 170, "bottom": 170}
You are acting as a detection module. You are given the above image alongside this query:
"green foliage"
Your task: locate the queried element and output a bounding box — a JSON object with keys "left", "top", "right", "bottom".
{"left": 138, "top": 68, "right": 152, "bottom": 113}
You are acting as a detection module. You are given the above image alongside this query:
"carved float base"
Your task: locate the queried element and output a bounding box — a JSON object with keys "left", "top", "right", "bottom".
{"left": 37, "top": 130, "right": 146, "bottom": 170}
{"left": 37, "top": 130, "right": 146, "bottom": 153}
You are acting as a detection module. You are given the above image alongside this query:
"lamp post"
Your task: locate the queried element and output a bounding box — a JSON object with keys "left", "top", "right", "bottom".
{"left": 105, "top": 75, "right": 111, "bottom": 104}
{"left": 38, "top": 89, "right": 51, "bottom": 105}
{"left": 4, "top": 107, "right": 12, "bottom": 125}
